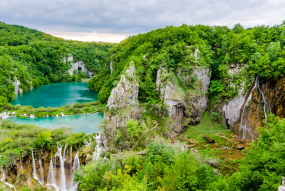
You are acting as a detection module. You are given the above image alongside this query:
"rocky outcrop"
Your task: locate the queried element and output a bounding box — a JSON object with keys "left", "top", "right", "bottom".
{"left": 190, "top": 66, "right": 211, "bottom": 118}
{"left": 156, "top": 64, "right": 211, "bottom": 138}
{"left": 222, "top": 84, "right": 245, "bottom": 130}
{"left": 107, "top": 63, "right": 139, "bottom": 109}
{"left": 66, "top": 54, "right": 93, "bottom": 78}
{"left": 155, "top": 67, "right": 168, "bottom": 98}
{"left": 222, "top": 65, "right": 247, "bottom": 130}
{"left": 13, "top": 76, "right": 23, "bottom": 95}
{"left": 164, "top": 78, "right": 186, "bottom": 138}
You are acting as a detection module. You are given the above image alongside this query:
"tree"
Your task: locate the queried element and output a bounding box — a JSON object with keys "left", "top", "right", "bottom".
{"left": 0, "top": 96, "right": 8, "bottom": 113}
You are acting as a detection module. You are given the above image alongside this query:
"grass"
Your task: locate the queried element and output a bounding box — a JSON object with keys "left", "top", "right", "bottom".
{"left": 180, "top": 111, "right": 233, "bottom": 143}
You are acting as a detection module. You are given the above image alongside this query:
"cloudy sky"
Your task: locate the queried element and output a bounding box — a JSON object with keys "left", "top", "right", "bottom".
{"left": 1, "top": 0, "right": 284, "bottom": 43}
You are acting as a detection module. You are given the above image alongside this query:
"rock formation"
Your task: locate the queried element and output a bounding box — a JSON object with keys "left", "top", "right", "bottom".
{"left": 155, "top": 62, "right": 211, "bottom": 138}
{"left": 222, "top": 65, "right": 247, "bottom": 130}
{"left": 13, "top": 76, "right": 23, "bottom": 95}
{"left": 66, "top": 54, "right": 93, "bottom": 78}
{"left": 107, "top": 63, "right": 139, "bottom": 109}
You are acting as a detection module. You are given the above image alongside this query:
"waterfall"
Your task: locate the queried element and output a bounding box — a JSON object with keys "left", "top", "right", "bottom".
{"left": 56, "top": 114, "right": 59, "bottom": 117}
{"left": 70, "top": 150, "right": 80, "bottom": 189}
{"left": 38, "top": 150, "right": 44, "bottom": 185}
{"left": 239, "top": 76, "right": 270, "bottom": 140}
{"left": 1, "top": 165, "right": 4, "bottom": 181}
{"left": 93, "top": 145, "right": 102, "bottom": 161}
{"left": 47, "top": 158, "right": 59, "bottom": 191}
{"left": 1, "top": 165, "right": 17, "bottom": 191}
{"left": 57, "top": 146, "right": 67, "bottom": 190}
{"left": 30, "top": 114, "right": 34, "bottom": 118}
{"left": 0, "top": 112, "right": 10, "bottom": 119}
{"left": 31, "top": 149, "right": 40, "bottom": 184}
{"left": 61, "top": 112, "right": 65, "bottom": 116}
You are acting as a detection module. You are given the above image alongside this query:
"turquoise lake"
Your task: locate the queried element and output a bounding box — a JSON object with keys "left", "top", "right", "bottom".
{"left": 8, "top": 82, "right": 103, "bottom": 133}
{"left": 10, "top": 82, "right": 98, "bottom": 108}
{"left": 9, "top": 113, "right": 103, "bottom": 133}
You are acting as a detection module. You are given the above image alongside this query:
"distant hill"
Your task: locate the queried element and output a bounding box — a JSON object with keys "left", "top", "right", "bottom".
{"left": 0, "top": 21, "right": 115, "bottom": 101}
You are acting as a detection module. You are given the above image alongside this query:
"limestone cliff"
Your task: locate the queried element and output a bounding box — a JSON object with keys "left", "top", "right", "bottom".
{"left": 155, "top": 64, "right": 211, "bottom": 138}
{"left": 107, "top": 63, "right": 139, "bottom": 109}
{"left": 13, "top": 76, "right": 23, "bottom": 96}
{"left": 221, "top": 64, "right": 247, "bottom": 130}
{"left": 66, "top": 54, "right": 93, "bottom": 78}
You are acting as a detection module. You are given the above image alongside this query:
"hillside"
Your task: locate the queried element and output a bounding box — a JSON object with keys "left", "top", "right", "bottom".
{"left": 0, "top": 21, "right": 115, "bottom": 102}
{"left": 1, "top": 21, "right": 285, "bottom": 190}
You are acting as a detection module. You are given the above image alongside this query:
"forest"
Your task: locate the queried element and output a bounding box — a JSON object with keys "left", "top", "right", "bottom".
{"left": 88, "top": 22, "right": 285, "bottom": 103}
{"left": 1, "top": 20, "right": 285, "bottom": 191}
{"left": 0, "top": 21, "right": 114, "bottom": 102}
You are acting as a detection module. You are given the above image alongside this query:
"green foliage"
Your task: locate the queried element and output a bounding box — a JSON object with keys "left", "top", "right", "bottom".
{"left": 209, "top": 80, "right": 225, "bottom": 94}
{"left": 126, "top": 119, "right": 147, "bottom": 142}
{"left": 77, "top": 141, "right": 218, "bottom": 190}
{"left": 34, "top": 130, "right": 52, "bottom": 148}
{"left": 0, "top": 21, "right": 114, "bottom": 101}
{"left": 228, "top": 113, "right": 285, "bottom": 190}
{"left": 0, "top": 96, "right": 8, "bottom": 113}
{"left": 0, "top": 120, "right": 85, "bottom": 166}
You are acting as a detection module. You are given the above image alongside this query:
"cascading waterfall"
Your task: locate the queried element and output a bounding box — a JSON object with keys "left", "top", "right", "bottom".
{"left": 61, "top": 112, "right": 65, "bottom": 116}
{"left": 38, "top": 150, "right": 45, "bottom": 185}
{"left": 93, "top": 144, "right": 102, "bottom": 161}
{"left": 45, "top": 138, "right": 102, "bottom": 191}
{"left": 239, "top": 76, "right": 270, "bottom": 140}
{"left": 1, "top": 164, "right": 17, "bottom": 191}
{"left": 70, "top": 150, "right": 80, "bottom": 189}
{"left": 31, "top": 149, "right": 41, "bottom": 184}
{"left": 57, "top": 146, "right": 67, "bottom": 190}
{"left": 46, "top": 158, "right": 59, "bottom": 191}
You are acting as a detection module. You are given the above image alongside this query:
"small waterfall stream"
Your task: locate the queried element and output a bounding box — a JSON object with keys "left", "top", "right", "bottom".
{"left": 58, "top": 146, "right": 67, "bottom": 190}
{"left": 32, "top": 149, "right": 41, "bottom": 184}
{"left": 38, "top": 150, "right": 44, "bottom": 185}
{"left": 239, "top": 76, "right": 270, "bottom": 140}
{"left": 1, "top": 135, "right": 102, "bottom": 191}
{"left": 1, "top": 164, "right": 17, "bottom": 191}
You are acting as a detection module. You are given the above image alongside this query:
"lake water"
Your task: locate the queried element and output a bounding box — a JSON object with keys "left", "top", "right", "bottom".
{"left": 10, "top": 113, "right": 103, "bottom": 133}
{"left": 8, "top": 82, "right": 103, "bottom": 133}
{"left": 9, "top": 82, "right": 98, "bottom": 108}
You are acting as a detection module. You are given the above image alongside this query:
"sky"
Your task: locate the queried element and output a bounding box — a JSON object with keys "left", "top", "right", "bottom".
{"left": 1, "top": 0, "right": 284, "bottom": 43}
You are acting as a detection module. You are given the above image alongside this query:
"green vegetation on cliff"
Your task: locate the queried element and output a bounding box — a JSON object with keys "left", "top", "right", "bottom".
{"left": 0, "top": 21, "right": 114, "bottom": 101}
{"left": 89, "top": 22, "right": 285, "bottom": 103}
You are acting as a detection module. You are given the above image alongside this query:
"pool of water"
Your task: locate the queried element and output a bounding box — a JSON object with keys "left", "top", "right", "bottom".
{"left": 9, "top": 82, "right": 98, "bottom": 108}
{"left": 9, "top": 113, "right": 103, "bottom": 133}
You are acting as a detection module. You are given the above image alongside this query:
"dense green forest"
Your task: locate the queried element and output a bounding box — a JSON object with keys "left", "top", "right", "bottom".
{"left": 73, "top": 114, "right": 285, "bottom": 191}
{"left": 88, "top": 22, "right": 285, "bottom": 103}
{"left": 0, "top": 21, "right": 114, "bottom": 102}
{"left": 2, "top": 20, "right": 285, "bottom": 191}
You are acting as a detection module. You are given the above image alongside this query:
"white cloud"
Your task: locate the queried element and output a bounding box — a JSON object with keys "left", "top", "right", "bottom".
{"left": 52, "top": 31, "right": 128, "bottom": 43}
{"left": 1, "top": 0, "right": 285, "bottom": 42}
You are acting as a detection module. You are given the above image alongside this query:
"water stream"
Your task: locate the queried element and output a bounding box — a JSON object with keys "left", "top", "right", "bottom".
{"left": 239, "top": 76, "right": 270, "bottom": 140}
{"left": 32, "top": 149, "right": 41, "bottom": 184}
{"left": 38, "top": 150, "right": 44, "bottom": 185}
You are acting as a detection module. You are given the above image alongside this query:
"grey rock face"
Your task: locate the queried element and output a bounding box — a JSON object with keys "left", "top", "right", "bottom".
{"left": 107, "top": 64, "right": 139, "bottom": 109}
{"left": 158, "top": 65, "right": 211, "bottom": 138}
{"left": 155, "top": 67, "right": 168, "bottom": 98}
{"left": 222, "top": 65, "right": 246, "bottom": 130}
{"left": 222, "top": 83, "right": 245, "bottom": 129}
{"left": 192, "top": 66, "right": 211, "bottom": 117}
{"left": 67, "top": 54, "right": 93, "bottom": 78}
{"left": 13, "top": 76, "right": 23, "bottom": 95}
